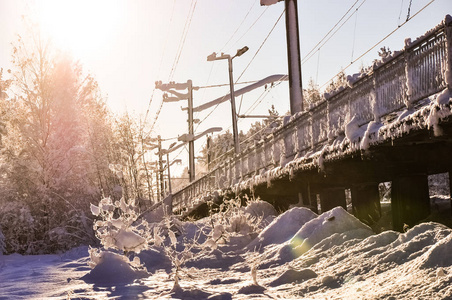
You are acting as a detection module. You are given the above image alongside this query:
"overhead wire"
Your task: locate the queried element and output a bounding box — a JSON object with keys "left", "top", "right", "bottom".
{"left": 319, "top": 0, "right": 437, "bottom": 90}
{"left": 220, "top": 0, "right": 257, "bottom": 52}
{"left": 350, "top": 8, "right": 359, "bottom": 62}
{"left": 141, "top": 0, "right": 176, "bottom": 133}
{"left": 398, "top": 0, "right": 405, "bottom": 26}
{"left": 302, "top": 0, "right": 367, "bottom": 67}
{"left": 235, "top": 9, "right": 285, "bottom": 83}
{"left": 234, "top": 8, "right": 285, "bottom": 113}
{"left": 197, "top": 80, "right": 259, "bottom": 89}
{"left": 193, "top": 6, "right": 273, "bottom": 131}
{"left": 169, "top": 0, "right": 198, "bottom": 80}
{"left": 145, "top": 0, "right": 197, "bottom": 138}
{"left": 225, "top": 6, "right": 269, "bottom": 53}
{"left": 302, "top": 0, "right": 361, "bottom": 66}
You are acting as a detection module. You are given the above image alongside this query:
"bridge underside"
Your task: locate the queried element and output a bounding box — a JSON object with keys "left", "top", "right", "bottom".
{"left": 241, "top": 120, "right": 452, "bottom": 232}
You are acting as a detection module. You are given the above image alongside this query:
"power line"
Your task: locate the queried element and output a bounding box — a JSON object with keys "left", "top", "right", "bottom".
{"left": 225, "top": 7, "right": 269, "bottom": 53}
{"left": 398, "top": 0, "right": 405, "bottom": 26}
{"left": 141, "top": 0, "right": 176, "bottom": 132}
{"left": 145, "top": 0, "right": 197, "bottom": 138}
{"left": 302, "top": 0, "right": 367, "bottom": 67}
{"left": 198, "top": 80, "right": 259, "bottom": 89}
{"left": 235, "top": 9, "right": 285, "bottom": 83}
{"left": 220, "top": 0, "right": 257, "bottom": 52}
{"left": 320, "top": 0, "right": 437, "bottom": 90}
{"left": 194, "top": 7, "right": 281, "bottom": 132}
{"left": 169, "top": 0, "right": 198, "bottom": 80}
{"left": 302, "top": 0, "right": 361, "bottom": 65}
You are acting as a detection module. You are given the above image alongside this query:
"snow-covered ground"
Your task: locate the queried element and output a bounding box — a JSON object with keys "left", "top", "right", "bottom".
{"left": 1, "top": 199, "right": 451, "bottom": 300}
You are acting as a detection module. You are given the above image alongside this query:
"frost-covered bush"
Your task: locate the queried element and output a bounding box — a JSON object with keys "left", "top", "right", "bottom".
{"left": 87, "top": 196, "right": 155, "bottom": 282}
{"left": 203, "top": 197, "right": 272, "bottom": 250}
{"left": 157, "top": 218, "right": 201, "bottom": 291}
{"left": 91, "top": 197, "right": 152, "bottom": 254}
{"left": 0, "top": 202, "right": 36, "bottom": 254}
{"left": 0, "top": 197, "right": 95, "bottom": 254}
{"left": 0, "top": 227, "right": 5, "bottom": 255}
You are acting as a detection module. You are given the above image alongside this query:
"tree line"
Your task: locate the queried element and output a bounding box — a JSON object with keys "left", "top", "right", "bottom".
{"left": 0, "top": 25, "right": 163, "bottom": 254}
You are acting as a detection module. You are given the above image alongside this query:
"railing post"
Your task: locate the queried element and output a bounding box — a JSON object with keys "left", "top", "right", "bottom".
{"left": 445, "top": 16, "right": 452, "bottom": 91}
{"left": 404, "top": 39, "right": 413, "bottom": 109}
{"left": 309, "top": 112, "right": 314, "bottom": 149}
{"left": 372, "top": 73, "right": 380, "bottom": 122}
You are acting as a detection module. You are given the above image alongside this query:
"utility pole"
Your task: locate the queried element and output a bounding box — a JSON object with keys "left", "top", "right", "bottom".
{"left": 187, "top": 80, "right": 195, "bottom": 183}
{"left": 157, "top": 135, "right": 165, "bottom": 199}
{"left": 261, "top": 0, "right": 303, "bottom": 114}
{"left": 166, "top": 152, "right": 172, "bottom": 195}
{"left": 206, "top": 135, "right": 211, "bottom": 172}
{"left": 155, "top": 171, "right": 160, "bottom": 202}
{"left": 227, "top": 56, "right": 240, "bottom": 153}
{"left": 155, "top": 80, "right": 197, "bottom": 182}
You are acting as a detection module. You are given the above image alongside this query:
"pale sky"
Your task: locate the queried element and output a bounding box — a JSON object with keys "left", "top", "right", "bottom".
{"left": 1, "top": 0, "right": 450, "bottom": 176}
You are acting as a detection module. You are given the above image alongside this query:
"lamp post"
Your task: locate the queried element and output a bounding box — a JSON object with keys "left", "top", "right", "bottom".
{"left": 207, "top": 46, "right": 249, "bottom": 153}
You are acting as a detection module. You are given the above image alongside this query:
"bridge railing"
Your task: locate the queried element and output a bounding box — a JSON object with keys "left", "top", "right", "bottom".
{"left": 171, "top": 17, "right": 451, "bottom": 212}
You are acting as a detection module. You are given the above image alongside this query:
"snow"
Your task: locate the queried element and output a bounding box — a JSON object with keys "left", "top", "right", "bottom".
{"left": 246, "top": 207, "right": 317, "bottom": 251}
{"left": 83, "top": 249, "right": 148, "bottom": 286}
{"left": 1, "top": 202, "right": 451, "bottom": 299}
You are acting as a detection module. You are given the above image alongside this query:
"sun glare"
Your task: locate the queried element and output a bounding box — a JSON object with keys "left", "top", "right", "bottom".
{"left": 36, "top": 0, "right": 123, "bottom": 59}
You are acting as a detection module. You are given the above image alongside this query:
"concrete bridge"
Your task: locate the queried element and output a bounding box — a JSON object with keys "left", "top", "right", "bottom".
{"left": 170, "top": 15, "right": 452, "bottom": 232}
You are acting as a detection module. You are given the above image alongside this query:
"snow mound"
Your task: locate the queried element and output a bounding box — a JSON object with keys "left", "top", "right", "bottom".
{"left": 246, "top": 207, "right": 317, "bottom": 251}
{"left": 279, "top": 207, "right": 373, "bottom": 262}
{"left": 417, "top": 232, "right": 452, "bottom": 268}
{"left": 243, "top": 200, "right": 277, "bottom": 219}
{"left": 237, "top": 283, "right": 266, "bottom": 295}
{"left": 269, "top": 268, "right": 317, "bottom": 286}
{"left": 377, "top": 222, "right": 452, "bottom": 266}
{"left": 82, "top": 250, "right": 148, "bottom": 286}
{"left": 137, "top": 247, "right": 172, "bottom": 273}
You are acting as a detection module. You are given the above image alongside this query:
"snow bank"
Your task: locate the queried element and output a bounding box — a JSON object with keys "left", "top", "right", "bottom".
{"left": 243, "top": 200, "right": 277, "bottom": 220}
{"left": 246, "top": 207, "right": 317, "bottom": 251}
{"left": 82, "top": 250, "right": 148, "bottom": 286}
{"left": 377, "top": 222, "right": 452, "bottom": 266}
{"left": 278, "top": 207, "right": 373, "bottom": 262}
{"left": 137, "top": 247, "right": 172, "bottom": 273}
{"left": 269, "top": 268, "right": 317, "bottom": 287}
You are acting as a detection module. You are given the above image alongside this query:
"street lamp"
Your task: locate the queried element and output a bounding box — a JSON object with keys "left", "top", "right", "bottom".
{"left": 207, "top": 46, "right": 249, "bottom": 153}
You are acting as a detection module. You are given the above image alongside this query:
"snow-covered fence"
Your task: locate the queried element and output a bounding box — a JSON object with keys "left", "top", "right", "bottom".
{"left": 171, "top": 17, "right": 452, "bottom": 213}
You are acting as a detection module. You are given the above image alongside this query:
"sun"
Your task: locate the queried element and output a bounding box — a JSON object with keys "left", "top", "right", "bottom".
{"left": 36, "top": 0, "right": 123, "bottom": 59}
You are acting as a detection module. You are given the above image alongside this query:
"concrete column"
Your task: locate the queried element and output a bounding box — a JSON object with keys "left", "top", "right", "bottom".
{"left": 449, "top": 171, "right": 452, "bottom": 217}
{"left": 351, "top": 183, "right": 381, "bottom": 226}
{"left": 300, "top": 181, "right": 318, "bottom": 213}
{"left": 319, "top": 188, "right": 347, "bottom": 212}
{"left": 391, "top": 173, "right": 430, "bottom": 232}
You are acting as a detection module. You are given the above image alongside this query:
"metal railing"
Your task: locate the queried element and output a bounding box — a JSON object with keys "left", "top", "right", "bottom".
{"left": 171, "top": 17, "right": 451, "bottom": 212}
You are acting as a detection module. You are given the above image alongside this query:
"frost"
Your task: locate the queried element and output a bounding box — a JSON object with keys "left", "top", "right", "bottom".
{"left": 115, "top": 229, "right": 147, "bottom": 252}
{"left": 90, "top": 203, "right": 100, "bottom": 216}
{"left": 345, "top": 115, "right": 365, "bottom": 142}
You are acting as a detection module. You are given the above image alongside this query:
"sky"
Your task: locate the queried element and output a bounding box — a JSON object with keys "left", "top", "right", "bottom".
{"left": 0, "top": 0, "right": 450, "bottom": 176}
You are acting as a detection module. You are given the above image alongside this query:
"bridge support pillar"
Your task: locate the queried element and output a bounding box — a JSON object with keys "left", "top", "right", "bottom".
{"left": 351, "top": 183, "right": 381, "bottom": 226}
{"left": 449, "top": 171, "right": 452, "bottom": 217}
{"left": 319, "top": 188, "right": 346, "bottom": 213}
{"left": 391, "top": 173, "right": 430, "bottom": 232}
{"left": 300, "top": 181, "right": 318, "bottom": 213}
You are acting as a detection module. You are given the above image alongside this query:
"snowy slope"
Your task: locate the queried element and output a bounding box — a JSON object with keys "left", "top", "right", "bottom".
{"left": 0, "top": 205, "right": 451, "bottom": 299}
